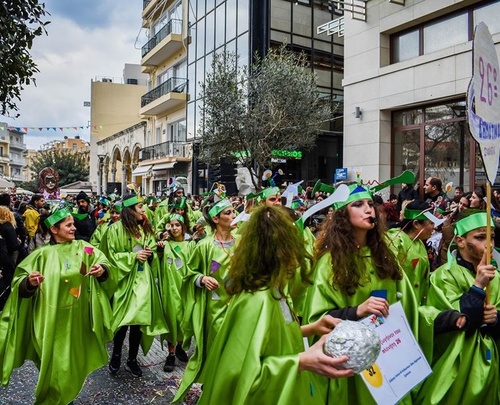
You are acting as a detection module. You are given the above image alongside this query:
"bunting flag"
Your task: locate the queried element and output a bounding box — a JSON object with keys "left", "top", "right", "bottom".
{"left": 0, "top": 124, "right": 105, "bottom": 133}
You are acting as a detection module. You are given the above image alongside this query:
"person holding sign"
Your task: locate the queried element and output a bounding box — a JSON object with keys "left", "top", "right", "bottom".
{"left": 196, "top": 206, "right": 353, "bottom": 404}
{"left": 416, "top": 210, "right": 500, "bottom": 404}
{"left": 303, "top": 184, "right": 426, "bottom": 404}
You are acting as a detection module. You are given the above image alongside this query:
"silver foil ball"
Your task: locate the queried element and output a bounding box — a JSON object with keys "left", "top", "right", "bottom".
{"left": 323, "top": 320, "right": 381, "bottom": 374}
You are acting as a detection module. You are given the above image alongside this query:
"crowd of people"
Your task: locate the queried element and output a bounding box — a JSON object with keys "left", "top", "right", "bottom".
{"left": 0, "top": 175, "right": 499, "bottom": 404}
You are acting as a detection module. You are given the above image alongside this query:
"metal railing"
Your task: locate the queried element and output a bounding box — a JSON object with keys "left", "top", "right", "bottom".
{"left": 139, "top": 141, "right": 191, "bottom": 161}
{"left": 141, "top": 77, "right": 188, "bottom": 107}
{"left": 143, "top": 0, "right": 152, "bottom": 9}
{"left": 142, "top": 19, "right": 182, "bottom": 58}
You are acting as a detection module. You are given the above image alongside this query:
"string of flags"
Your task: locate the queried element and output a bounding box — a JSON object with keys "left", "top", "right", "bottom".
{"left": 0, "top": 124, "right": 103, "bottom": 133}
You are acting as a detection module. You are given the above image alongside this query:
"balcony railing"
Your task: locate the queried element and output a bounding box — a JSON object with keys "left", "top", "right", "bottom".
{"left": 142, "top": 19, "right": 182, "bottom": 58}
{"left": 141, "top": 77, "right": 188, "bottom": 107}
{"left": 143, "top": 0, "right": 152, "bottom": 9}
{"left": 140, "top": 141, "right": 191, "bottom": 161}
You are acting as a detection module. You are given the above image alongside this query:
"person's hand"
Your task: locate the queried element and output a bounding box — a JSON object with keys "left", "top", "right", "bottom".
{"left": 201, "top": 276, "right": 219, "bottom": 291}
{"left": 136, "top": 248, "right": 153, "bottom": 261}
{"left": 356, "top": 297, "right": 389, "bottom": 318}
{"left": 302, "top": 315, "right": 341, "bottom": 338}
{"left": 87, "top": 264, "right": 106, "bottom": 278}
{"left": 298, "top": 335, "right": 354, "bottom": 379}
{"left": 27, "top": 271, "right": 44, "bottom": 288}
{"left": 456, "top": 315, "right": 467, "bottom": 329}
{"left": 156, "top": 240, "right": 165, "bottom": 248}
{"left": 483, "top": 304, "right": 497, "bottom": 325}
{"left": 474, "top": 250, "right": 496, "bottom": 289}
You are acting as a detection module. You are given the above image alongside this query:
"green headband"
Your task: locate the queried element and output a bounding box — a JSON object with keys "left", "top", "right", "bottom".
{"left": 208, "top": 199, "right": 232, "bottom": 219}
{"left": 454, "top": 212, "right": 494, "bottom": 237}
{"left": 123, "top": 195, "right": 140, "bottom": 207}
{"left": 45, "top": 208, "right": 72, "bottom": 228}
{"left": 404, "top": 209, "right": 429, "bottom": 221}
{"left": 334, "top": 185, "right": 372, "bottom": 210}
{"left": 112, "top": 201, "right": 123, "bottom": 213}
{"left": 169, "top": 213, "right": 184, "bottom": 223}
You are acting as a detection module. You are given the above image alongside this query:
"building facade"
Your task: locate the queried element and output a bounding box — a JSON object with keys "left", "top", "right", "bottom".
{"left": 0, "top": 123, "right": 27, "bottom": 183}
{"left": 338, "top": 0, "right": 500, "bottom": 194}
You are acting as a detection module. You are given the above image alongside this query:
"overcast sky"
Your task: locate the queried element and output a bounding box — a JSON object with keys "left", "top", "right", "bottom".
{"left": 1, "top": 0, "right": 145, "bottom": 150}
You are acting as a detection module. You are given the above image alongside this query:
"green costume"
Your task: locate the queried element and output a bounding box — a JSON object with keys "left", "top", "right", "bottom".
{"left": 160, "top": 238, "right": 196, "bottom": 343}
{"left": 304, "top": 248, "right": 430, "bottom": 405}
{"left": 415, "top": 258, "right": 500, "bottom": 404}
{"left": 0, "top": 241, "right": 113, "bottom": 405}
{"left": 198, "top": 288, "right": 325, "bottom": 405}
{"left": 98, "top": 221, "right": 168, "bottom": 353}
{"left": 173, "top": 234, "right": 237, "bottom": 403}
{"left": 387, "top": 228, "right": 430, "bottom": 305}
{"left": 89, "top": 221, "right": 113, "bottom": 248}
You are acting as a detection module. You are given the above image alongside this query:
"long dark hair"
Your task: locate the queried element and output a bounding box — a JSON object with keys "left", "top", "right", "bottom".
{"left": 315, "top": 203, "right": 402, "bottom": 295}
{"left": 120, "top": 203, "right": 154, "bottom": 237}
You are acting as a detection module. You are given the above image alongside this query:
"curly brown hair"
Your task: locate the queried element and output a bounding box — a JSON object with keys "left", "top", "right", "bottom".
{"left": 315, "top": 204, "right": 402, "bottom": 295}
{"left": 226, "top": 206, "right": 313, "bottom": 297}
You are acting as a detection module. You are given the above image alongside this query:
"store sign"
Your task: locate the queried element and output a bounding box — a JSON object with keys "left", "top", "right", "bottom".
{"left": 271, "top": 158, "right": 287, "bottom": 164}
{"left": 467, "top": 22, "right": 500, "bottom": 184}
{"left": 271, "top": 149, "right": 302, "bottom": 159}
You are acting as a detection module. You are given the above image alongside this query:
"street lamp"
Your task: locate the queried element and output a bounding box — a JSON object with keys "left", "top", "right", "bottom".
{"left": 97, "top": 154, "right": 106, "bottom": 196}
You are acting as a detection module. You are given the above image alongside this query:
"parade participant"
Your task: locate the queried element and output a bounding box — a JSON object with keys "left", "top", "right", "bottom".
{"left": 156, "top": 196, "right": 191, "bottom": 237}
{"left": 73, "top": 191, "right": 97, "bottom": 242}
{"left": 0, "top": 208, "right": 113, "bottom": 405}
{"left": 23, "top": 194, "right": 45, "bottom": 249}
{"left": 89, "top": 202, "right": 121, "bottom": 248}
{"left": 0, "top": 206, "right": 20, "bottom": 310}
{"left": 197, "top": 205, "right": 353, "bottom": 404}
{"left": 416, "top": 210, "right": 500, "bottom": 404}
{"left": 157, "top": 213, "right": 195, "bottom": 372}
{"left": 38, "top": 167, "right": 61, "bottom": 200}
{"left": 470, "top": 185, "right": 487, "bottom": 210}
{"left": 143, "top": 196, "right": 160, "bottom": 229}
{"left": 387, "top": 200, "right": 435, "bottom": 305}
{"left": 424, "top": 176, "right": 450, "bottom": 213}
{"left": 303, "top": 184, "right": 462, "bottom": 405}
{"left": 99, "top": 194, "right": 167, "bottom": 378}
{"left": 173, "top": 198, "right": 237, "bottom": 403}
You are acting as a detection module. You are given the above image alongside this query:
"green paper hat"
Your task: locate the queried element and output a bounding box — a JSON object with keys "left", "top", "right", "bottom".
{"left": 248, "top": 186, "right": 281, "bottom": 203}
{"left": 333, "top": 184, "right": 372, "bottom": 210}
{"left": 174, "top": 196, "right": 187, "bottom": 209}
{"left": 71, "top": 212, "right": 88, "bottom": 221}
{"left": 454, "top": 212, "right": 494, "bottom": 237}
{"left": 169, "top": 213, "right": 185, "bottom": 223}
{"left": 147, "top": 196, "right": 160, "bottom": 205}
{"left": 112, "top": 201, "right": 123, "bottom": 213}
{"left": 312, "top": 180, "right": 335, "bottom": 197}
{"left": 45, "top": 208, "right": 72, "bottom": 228}
{"left": 123, "top": 195, "right": 140, "bottom": 207}
{"left": 208, "top": 199, "right": 232, "bottom": 219}
{"left": 404, "top": 208, "right": 429, "bottom": 221}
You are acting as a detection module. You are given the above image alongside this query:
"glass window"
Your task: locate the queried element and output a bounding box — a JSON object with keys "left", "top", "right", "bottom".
{"left": 237, "top": 0, "right": 249, "bottom": 36}
{"left": 237, "top": 32, "right": 249, "bottom": 67}
{"left": 197, "top": 0, "right": 205, "bottom": 18}
{"left": 205, "top": 11, "right": 215, "bottom": 53}
{"left": 188, "top": 62, "right": 196, "bottom": 97}
{"left": 207, "top": 0, "right": 215, "bottom": 13}
{"left": 474, "top": 2, "right": 500, "bottom": 36}
{"left": 226, "top": 0, "right": 237, "bottom": 42}
{"left": 423, "top": 13, "right": 468, "bottom": 54}
{"left": 188, "top": 24, "right": 196, "bottom": 60}
{"left": 196, "top": 18, "right": 206, "bottom": 60}
{"left": 392, "top": 30, "right": 419, "bottom": 63}
{"left": 195, "top": 58, "right": 205, "bottom": 100}
{"left": 215, "top": 4, "right": 226, "bottom": 50}
{"left": 189, "top": 0, "right": 197, "bottom": 24}
{"left": 187, "top": 102, "right": 196, "bottom": 140}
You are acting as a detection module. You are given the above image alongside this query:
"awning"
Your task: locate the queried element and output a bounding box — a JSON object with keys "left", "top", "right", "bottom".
{"left": 132, "top": 165, "right": 152, "bottom": 176}
{"left": 153, "top": 162, "right": 176, "bottom": 170}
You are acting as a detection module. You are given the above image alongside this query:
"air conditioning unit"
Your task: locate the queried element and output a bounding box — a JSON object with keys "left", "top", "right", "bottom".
{"left": 102, "top": 78, "right": 112, "bottom": 83}
{"left": 127, "top": 78, "right": 138, "bottom": 85}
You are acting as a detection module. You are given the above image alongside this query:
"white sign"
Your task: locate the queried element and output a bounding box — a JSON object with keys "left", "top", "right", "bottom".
{"left": 467, "top": 22, "right": 500, "bottom": 184}
{"left": 359, "top": 302, "right": 432, "bottom": 405}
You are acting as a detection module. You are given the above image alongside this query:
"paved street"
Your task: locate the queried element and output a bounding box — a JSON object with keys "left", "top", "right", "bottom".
{"left": 0, "top": 337, "right": 200, "bottom": 404}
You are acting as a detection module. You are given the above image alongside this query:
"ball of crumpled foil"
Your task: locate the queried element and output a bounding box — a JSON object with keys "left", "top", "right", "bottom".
{"left": 323, "top": 320, "right": 381, "bottom": 373}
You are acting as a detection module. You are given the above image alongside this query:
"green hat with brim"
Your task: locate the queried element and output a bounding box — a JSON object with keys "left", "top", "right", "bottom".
{"left": 333, "top": 184, "right": 372, "bottom": 210}
{"left": 123, "top": 195, "right": 140, "bottom": 207}
{"left": 454, "top": 212, "right": 494, "bottom": 237}
{"left": 208, "top": 199, "right": 232, "bottom": 219}
{"left": 45, "top": 208, "right": 73, "bottom": 228}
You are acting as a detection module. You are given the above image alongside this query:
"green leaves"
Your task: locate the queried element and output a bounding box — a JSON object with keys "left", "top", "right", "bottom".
{"left": 0, "top": 0, "right": 49, "bottom": 116}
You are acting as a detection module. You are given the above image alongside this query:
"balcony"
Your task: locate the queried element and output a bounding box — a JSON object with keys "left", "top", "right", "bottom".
{"left": 139, "top": 141, "right": 192, "bottom": 162}
{"left": 140, "top": 77, "right": 188, "bottom": 116}
{"left": 143, "top": 0, "right": 151, "bottom": 9}
{"left": 141, "top": 19, "right": 183, "bottom": 67}
{"left": 9, "top": 140, "right": 26, "bottom": 150}
{"left": 0, "top": 154, "right": 9, "bottom": 164}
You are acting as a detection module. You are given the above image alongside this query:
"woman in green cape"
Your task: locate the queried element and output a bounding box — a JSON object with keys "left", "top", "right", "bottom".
{"left": 99, "top": 194, "right": 167, "bottom": 378}
{"left": 387, "top": 200, "right": 435, "bottom": 305}
{"left": 198, "top": 205, "right": 354, "bottom": 404}
{"left": 0, "top": 208, "right": 113, "bottom": 405}
{"left": 416, "top": 210, "right": 500, "bottom": 404}
{"left": 173, "top": 198, "right": 237, "bottom": 403}
{"left": 157, "top": 213, "right": 195, "bottom": 372}
{"left": 89, "top": 201, "right": 121, "bottom": 248}
{"left": 303, "top": 184, "right": 462, "bottom": 405}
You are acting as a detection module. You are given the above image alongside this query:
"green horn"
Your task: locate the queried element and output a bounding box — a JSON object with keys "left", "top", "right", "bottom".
{"left": 312, "top": 180, "right": 335, "bottom": 197}
{"left": 370, "top": 170, "right": 416, "bottom": 193}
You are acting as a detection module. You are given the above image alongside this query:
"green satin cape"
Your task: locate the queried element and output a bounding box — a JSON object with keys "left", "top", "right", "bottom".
{"left": 98, "top": 221, "right": 168, "bottom": 354}
{"left": 198, "top": 289, "right": 325, "bottom": 405}
{"left": 303, "top": 247, "right": 432, "bottom": 405}
{"left": 173, "top": 234, "right": 237, "bottom": 403}
{"left": 0, "top": 241, "right": 113, "bottom": 405}
{"left": 415, "top": 259, "right": 500, "bottom": 404}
